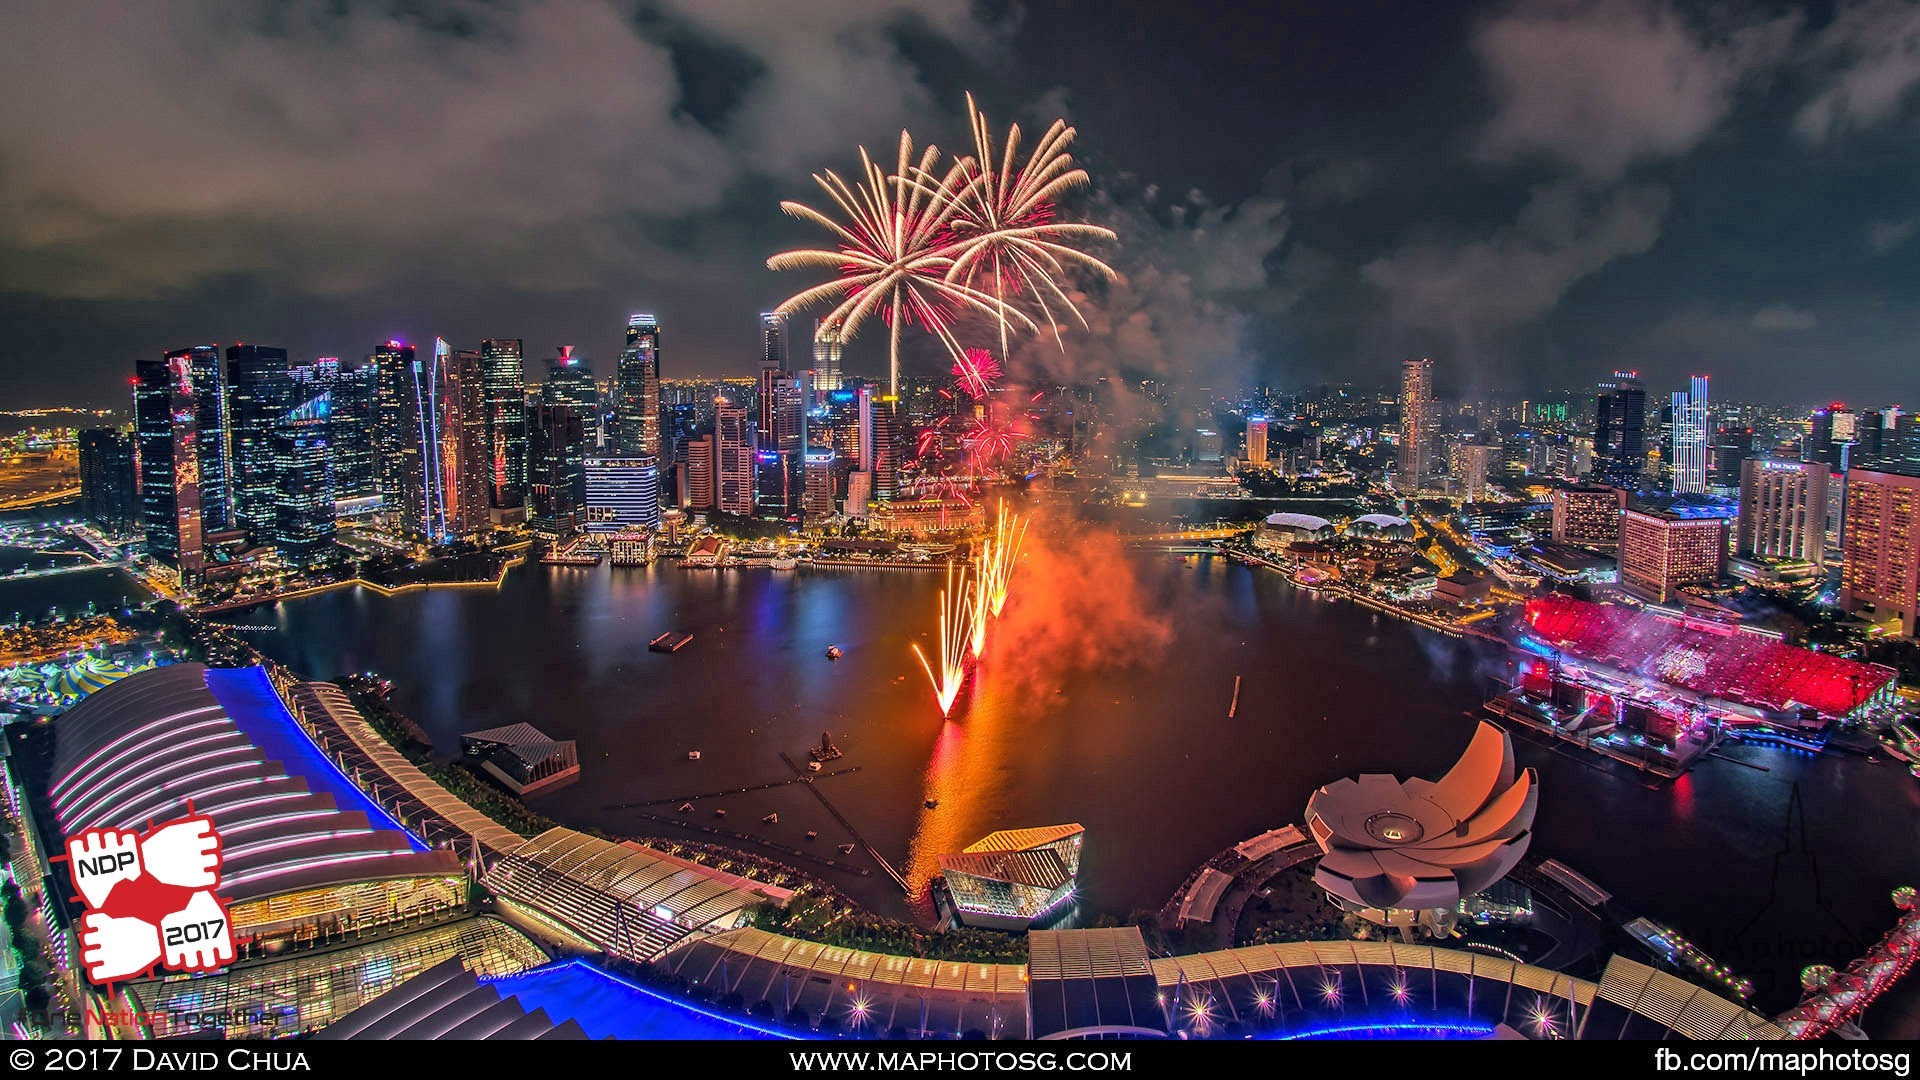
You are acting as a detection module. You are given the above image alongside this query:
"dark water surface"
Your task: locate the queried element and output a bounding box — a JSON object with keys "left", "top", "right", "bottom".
{"left": 240, "top": 555, "right": 1920, "bottom": 1017}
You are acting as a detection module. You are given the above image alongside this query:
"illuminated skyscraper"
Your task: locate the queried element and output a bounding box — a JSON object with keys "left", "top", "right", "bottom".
{"left": 172, "top": 346, "right": 230, "bottom": 533}
{"left": 1841, "top": 467, "right": 1920, "bottom": 637}
{"left": 584, "top": 456, "right": 660, "bottom": 532}
{"left": 715, "top": 398, "right": 756, "bottom": 516}
{"left": 684, "top": 433, "right": 715, "bottom": 511}
{"left": 527, "top": 403, "right": 586, "bottom": 537}
{"left": 803, "top": 446, "right": 835, "bottom": 520}
{"left": 614, "top": 314, "right": 661, "bottom": 457}
{"left": 272, "top": 363, "right": 336, "bottom": 565}
{"left": 543, "top": 346, "right": 597, "bottom": 429}
{"left": 134, "top": 353, "right": 204, "bottom": 582}
{"left": 1738, "top": 457, "right": 1828, "bottom": 568}
{"left": 1669, "top": 375, "right": 1710, "bottom": 496}
{"left": 761, "top": 311, "right": 789, "bottom": 370}
{"left": 1245, "top": 415, "right": 1269, "bottom": 467}
{"left": 1595, "top": 371, "right": 1647, "bottom": 490}
{"left": 479, "top": 337, "right": 527, "bottom": 507}
{"left": 811, "top": 318, "right": 843, "bottom": 396}
{"left": 1397, "top": 358, "right": 1435, "bottom": 488}
{"left": 78, "top": 429, "right": 137, "bottom": 534}
{"left": 1618, "top": 505, "right": 1731, "bottom": 603}
{"left": 371, "top": 340, "right": 417, "bottom": 521}
{"left": 224, "top": 344, "right": 292, "bottom": 541}
{"left": 326, "top": 358, "right": 378, "bottom": 501}
{"left": 439, "top": 347, "right": 490, "bottom": 538}
{"left": 1551, "top": 485, "right": 1627, "bottom": 548}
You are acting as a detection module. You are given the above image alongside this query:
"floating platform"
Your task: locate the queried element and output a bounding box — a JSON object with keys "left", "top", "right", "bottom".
{"left": 650, "top": 631, "right": 695, "bottom": 653}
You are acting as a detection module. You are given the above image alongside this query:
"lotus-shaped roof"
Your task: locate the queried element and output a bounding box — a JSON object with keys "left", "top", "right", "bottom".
{"left": 1305, "top": 721, "right": 1537, "bottom": 912}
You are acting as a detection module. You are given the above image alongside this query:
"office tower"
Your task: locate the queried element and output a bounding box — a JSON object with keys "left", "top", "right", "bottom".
{"left": 1594, "top": 371, "right": 1647, "bottom": 490}
{"left": 1669, "top": 375, "right": 1710, "bottom": 495}
{"left": 272, "top": 365, "right": 336, "bottom": 566}
{"left": 1738, "top": 457, "right": 1829, "bottom": 568}
{"left": 225, "top": 344, "right": 301, "bottom": 542}
{"left": 812, "top": 318, "right": 843, "bottom": 397}
{"left": 543, "top": 345, "right": 598, "bottom": 444}
{"left": 1841, "top": 468, "right": 1920, "bottom": 637}
{"left": 1551, "top": 485, "right": 1628, "bottom": 548}
{"left": 439, "top": 347, "right": 490, "bottom": 537}
{"left": 77, "top": 429, "right": 138, "bottom": 534}
{"left": 870, "top": 407, "right": 899, "bottom": 500}
{"left": 614, "top": 314, "right": 662, "bottom": 457}
{"left": 845, "top": 471, "right": 873, "bottom": 518}
{"left": 584, "top": 456, "right": 660, "bottom": 532}
{"left": 759, "top": 370, "right": 803, "bottom": 452}
{"left": 715, "top": 398, "right": 756, "bottom": 515}
{"left": 685, "top": 434, "right": 716, "bottom": 511}
{"left": 1888, "top": 413, "right": 1920, "bottom": 473}
{"left": 166, "top": 346, "right": 230, "bottom": 533}
{"left": 761, "top": 311, "right": 788, "bottom": 370}
{"left": 1618, "top": 505, "right": 1731, "bottom": 604}
{"left": 803, "top": 447, "right": 835, "bottom": 520}
{"left": 755, "top": 447, "right": 793, "bottom": 520}
{"left": 1397, "top": 358, "right": 1436, "bottom": 488}
{"left": 371, "top": 341, "right": 417, "bottom": 519}
{"left": 527, "top": 402, "right": 586, "bottom": 536}
{"left": 857, "top": 386, "right": 878, "bottom": 472}
{"left": 1464, "top": 444, "right": 1500, "bottom": 502}
{"left": 663, "top": 401, "right": 699, "bottom": 467}
{"left": 1246, "top": 416, "right": 1269, "bottom": 467}
{"left": 1710, "top": 425, "right": 1752, "bottom": 496}
{"left": 479, "top": 338, "right": 528, "bottom": 507}
{"left": 327, "top": 359, "right": 378, "bottom": 501}
{"left": 133, "top": 353, "right": 204, "bottom": 582}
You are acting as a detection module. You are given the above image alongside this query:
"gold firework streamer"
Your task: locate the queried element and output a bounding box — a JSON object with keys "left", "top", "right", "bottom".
{"left": 910, "top": 560, "right": 974, "bottom": 717}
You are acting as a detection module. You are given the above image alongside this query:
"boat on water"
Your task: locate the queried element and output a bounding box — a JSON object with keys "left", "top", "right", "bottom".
{"left": 713, "top": 808, "right": 727, "bottom": 818}
{"left": 686, "top": 750, "right": 701, "bottom": 761}
{"left": 762, "top": 813, "right": 779, "bottom": 824}
{"left": 806, "top": 761, "right": 822, "bottom": 773}
{"left": 825, "top": 645, "right": 843, "bottom": 660}
{"left": 650, "top": 631, "right": 695, "bottom": 653}
{"left": 677, "top": 802, "right": 694, "bottom": 813}
{"left": 805, "top": 831, "right": 818, "bottom": 840}
{"left": 924, "top": 798, "right": 939, "bottom": 809}
{"left": 770, "top": 556, "right": 798, "bottom": 570}
{"left": 838, "top": 843, "right": 856, "bottom": 855}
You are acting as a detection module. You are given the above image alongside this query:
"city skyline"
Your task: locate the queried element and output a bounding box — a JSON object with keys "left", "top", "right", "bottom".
{"left": 8, "top": 2, "right": 1920, "bottom": 407}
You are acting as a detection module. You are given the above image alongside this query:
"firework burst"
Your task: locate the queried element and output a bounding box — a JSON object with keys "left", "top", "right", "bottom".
{"left": 769, "top": 131, "right": 1036, "bottom": 399}
{"left": 910, "top": 561, "right": 974, "bottom": 717}
{"left": 951, "top": 348, "right": 1002, "bottom": 400}
{"left": 943, "top": 93, "right": 1118, "bottom": 356}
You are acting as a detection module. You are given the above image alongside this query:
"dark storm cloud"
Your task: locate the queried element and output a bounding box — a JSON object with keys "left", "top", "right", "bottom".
{"left": 0, "top": 0, "right": 998, "bottom": 300}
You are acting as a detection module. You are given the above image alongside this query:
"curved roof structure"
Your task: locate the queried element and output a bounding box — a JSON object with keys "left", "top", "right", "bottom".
{"left": 1263, "top": 512, "right": 1333, "bottom": 533}
{"left": 51, "top": 663, "right": 459, "bottom": 905}
{"left": 1353, "top": 513, "right": 1410, "bottom": 529}
{"left": 1305, "top": 721, "right": 1537, "bottom": 912}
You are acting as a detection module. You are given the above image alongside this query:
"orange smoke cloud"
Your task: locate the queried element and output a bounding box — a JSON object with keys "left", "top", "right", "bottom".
{"left": 989, "top": 510, "right": 1174, "bottom": 703}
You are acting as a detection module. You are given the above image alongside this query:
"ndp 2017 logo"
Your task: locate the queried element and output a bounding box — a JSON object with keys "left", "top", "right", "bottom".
{"left": 55, "top": 810, "right": 234, "bottom": 986}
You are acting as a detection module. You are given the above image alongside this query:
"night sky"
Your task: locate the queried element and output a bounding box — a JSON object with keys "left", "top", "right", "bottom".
{"left": 3, "top": 0, "right": 1919, "bottom": 408}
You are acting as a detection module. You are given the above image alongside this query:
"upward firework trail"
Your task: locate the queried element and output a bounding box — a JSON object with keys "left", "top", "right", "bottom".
{"left": 968, "top": 546, "right": 993, "bottom": 659}
{"left": 769, "top": 131, "right": 1035, "bottom": 399}
{"left": 910, "top": 561, "right": 974, "bottom": 717}
{"left": 986, "top": 502, "right": 1027, "bottom": 618}
{"left": 944, "top": 93, "right": 1118, "bottom": 357}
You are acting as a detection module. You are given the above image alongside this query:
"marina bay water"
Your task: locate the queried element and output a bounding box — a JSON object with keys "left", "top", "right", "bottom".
{"left": 239, "top": 554, "right": 1920, "bottom": 1017}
